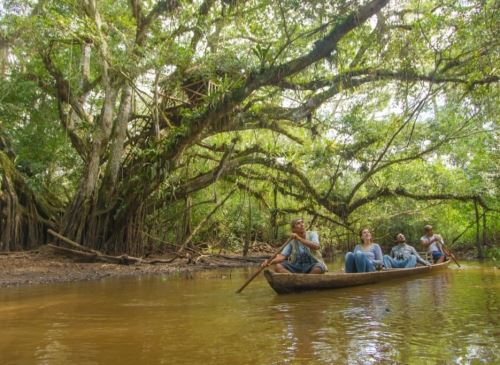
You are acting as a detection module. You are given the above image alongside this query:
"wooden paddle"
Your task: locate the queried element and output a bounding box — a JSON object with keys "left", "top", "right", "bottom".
{"left": 440, "top": 244, "right": 461, "bottom": 268}
{"left": 235, "top": 237, "right": 292, "bottom": 294}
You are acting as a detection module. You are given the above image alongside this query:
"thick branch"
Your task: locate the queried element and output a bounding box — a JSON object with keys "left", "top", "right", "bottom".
{"left": 347, "top": 107, "right": 477, "bottom": 204}
{"left": 135, "top": 0, "right": 181, "bottom": 45}
{"left": 204, "top": 115, "right": 304, "bottom": 144}
{"left": 346, "top": 93, "right": 431, "bottom": 203}
{"left": 348, "top": 187, "right": 491, "bottom": 214}
{"left": 279, "top": 69, "right": 499, "bottom": 91}
{"left": 189, "top": 0, "right": 215, "bottom": 52}
{"left": 41, "top": 52, "right": 93, "bottom": 126}
{"left": 114, "top": 0, "right": 390, "bottom": 225}
{"left": 249, "top": 0, "right": 390, "bottom": 89}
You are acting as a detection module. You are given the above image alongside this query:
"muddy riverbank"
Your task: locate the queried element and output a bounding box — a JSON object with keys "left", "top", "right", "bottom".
{"left": 0, "top": 244, "right": 483, "bottom": 288}
{"left": 0, "top": 245, "right": 262, "bottom": 287}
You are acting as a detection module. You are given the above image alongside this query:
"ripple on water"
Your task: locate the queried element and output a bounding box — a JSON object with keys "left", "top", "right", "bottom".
{"left": 0, "top": 263, "right": 499, "bottom": 365}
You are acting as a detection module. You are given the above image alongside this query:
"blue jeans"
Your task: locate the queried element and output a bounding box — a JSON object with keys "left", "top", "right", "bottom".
{"left": 432, "top": 251, "right": 444, "bottom": 262}
{"left": 281, "top": 261, "right": 326, "bottom": 273}
{"left": 281, "top": 252, "right": 327, "bottom": 273}
{"left": 345, "top": 252, "right": 375, "bottom": 273}
{"left": 383, "top": 255, "right": 417, "bottom": 269}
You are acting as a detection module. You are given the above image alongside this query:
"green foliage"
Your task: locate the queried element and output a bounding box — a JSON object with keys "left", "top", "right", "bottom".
{"left": 0, "top": 0, "right": 498, "bottom": 255}
{"left": 485, "top": 247, "right": 500, "bottom": 262}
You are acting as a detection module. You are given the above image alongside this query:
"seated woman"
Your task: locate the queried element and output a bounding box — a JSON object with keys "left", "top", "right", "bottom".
{"left": 383, "top": 233, "right": 431, "bottom": 269}
{"left": 345, "top": 228, "right": 383, "bottom": 273}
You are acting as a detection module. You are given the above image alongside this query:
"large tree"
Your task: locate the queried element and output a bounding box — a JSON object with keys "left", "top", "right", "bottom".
{"left": 0, "top": 0, "right": 498, "bottom": 254}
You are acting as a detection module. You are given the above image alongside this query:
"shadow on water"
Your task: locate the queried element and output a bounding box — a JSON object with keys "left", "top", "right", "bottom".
{"left": 0, "top": 262, "right": 498, "bottom": 365}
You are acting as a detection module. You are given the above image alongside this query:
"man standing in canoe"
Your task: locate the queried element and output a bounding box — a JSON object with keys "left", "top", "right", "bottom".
{"left": 261, "top": 218, "right": 327, "bottom": 274}
{"left": 420, "top": 225, "right": 447, "bottom": 264}
{"left": 384, "top": 233, "right": 431, "bottom": 268}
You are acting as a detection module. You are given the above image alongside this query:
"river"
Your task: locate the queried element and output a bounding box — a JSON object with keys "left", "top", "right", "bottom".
{"left": 0, "top": 261, "right": 498, "bottom": 364}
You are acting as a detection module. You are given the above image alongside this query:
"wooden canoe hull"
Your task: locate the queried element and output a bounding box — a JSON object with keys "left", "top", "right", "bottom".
{"left": 263, "top": 260, "right": 451, "bottom": 294}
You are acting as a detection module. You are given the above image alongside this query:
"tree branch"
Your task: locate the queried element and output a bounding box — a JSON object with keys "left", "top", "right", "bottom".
{"left": 135, "top": 0, "right": 181, "bottom": 45}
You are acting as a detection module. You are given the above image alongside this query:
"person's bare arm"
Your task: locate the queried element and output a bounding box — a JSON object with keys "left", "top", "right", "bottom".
{"left": 436, "top": 240, "right": 445, "bottom": 253}
{"left": 431, "top": 234, "right": 445, "bottom": 252}
{"left": 293, "top": 233, "right": 320, "bottom": 250}
{"left": 261, "top": 254, "right": 287, "bottom": 267}
{"left": 432, "top": 234, "right": 443, "bottom": 243}
{"left": 411, "top": 246, "right": 431, "bottom": 266}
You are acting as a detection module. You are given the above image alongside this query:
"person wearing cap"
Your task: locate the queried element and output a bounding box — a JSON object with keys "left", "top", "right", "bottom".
{"left": 383, "top": 233, "right": 431, "bottom": 268}
{"left": 261, "top": 218, "right": 327, "bottom": 274}
{"left": 420, "top": 225, "right": 446, "bottom": 264}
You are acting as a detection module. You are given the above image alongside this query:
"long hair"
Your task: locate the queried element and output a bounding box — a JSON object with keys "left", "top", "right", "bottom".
{"left": 359, "top": 228, "right": 371, "bottom": 243}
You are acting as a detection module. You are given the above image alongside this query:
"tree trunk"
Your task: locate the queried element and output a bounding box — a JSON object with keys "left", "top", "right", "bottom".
{"left": 482, "top": 210, "right": 487, "bottom": 248}
{"left": 177, "top": 195, "right": 192, "bottom": 247}
{"left": 0, "top": 37, "right": 8, "bottom": 79}
{"left": 474, "top": 200, "right": 483, "bottom": 259}
{"left": 243, "top": 193, "right": 251, "bottom": 257}
{"left": 0, "top": 172, "right": 22, "bottom": 251}
{"left": 84, "top": 202, "right": 148, "bottom": 256}
{"left": 101, "top": 86, "right": 133, "bottom": 203}
{"left": 270, "top": 184, "right": 279, "bottom": 241}
{"left": 61, "top": 86, "right": 118, "bottom": 245}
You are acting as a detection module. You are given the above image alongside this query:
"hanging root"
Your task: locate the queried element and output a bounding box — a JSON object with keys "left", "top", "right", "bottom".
{"left": 0, "top": 151, "right": 58, "bottom": 251}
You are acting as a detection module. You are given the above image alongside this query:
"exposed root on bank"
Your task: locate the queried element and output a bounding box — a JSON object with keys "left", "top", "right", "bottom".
{"left": 47, "top": 228, "right": 268, "bottom": 267}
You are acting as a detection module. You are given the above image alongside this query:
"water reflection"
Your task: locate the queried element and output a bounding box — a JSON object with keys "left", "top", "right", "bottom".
{"left": 268, "top": 287, "right": 397, "bottom": 364}
{"left": 0, "top": 263, "right": 498, "bottom": 365}
{"left": 261, "top": 267, "right": 497, "bottom": 365}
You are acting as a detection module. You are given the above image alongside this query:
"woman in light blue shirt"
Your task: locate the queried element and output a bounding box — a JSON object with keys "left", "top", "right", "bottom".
{"left": 345, "top": 228, "right": 383, "bottom": 273}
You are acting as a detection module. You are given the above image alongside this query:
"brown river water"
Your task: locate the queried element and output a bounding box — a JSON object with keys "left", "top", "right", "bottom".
{"left": 0, "top": 261, "right": 498, "bottom": 365}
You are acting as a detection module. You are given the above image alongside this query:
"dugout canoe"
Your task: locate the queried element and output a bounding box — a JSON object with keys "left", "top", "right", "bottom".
{"left": 263, "top": 260, "right": 451, "bottom": 294}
